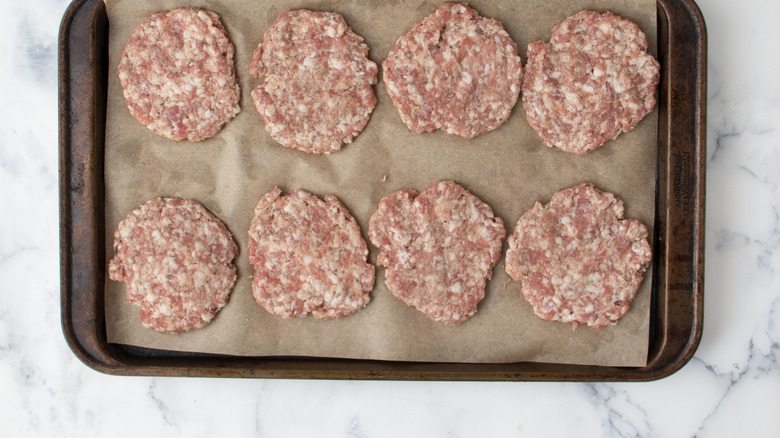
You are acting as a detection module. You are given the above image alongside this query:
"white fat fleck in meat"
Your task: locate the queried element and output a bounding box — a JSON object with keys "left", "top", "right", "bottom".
{"left": 505, "top": 183, "right": 652, "bottom": 329}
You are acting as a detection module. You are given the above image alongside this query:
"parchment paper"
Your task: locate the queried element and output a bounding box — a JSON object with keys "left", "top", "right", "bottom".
{"left": 104, "top": 0, "right": 657, "bottom": 366}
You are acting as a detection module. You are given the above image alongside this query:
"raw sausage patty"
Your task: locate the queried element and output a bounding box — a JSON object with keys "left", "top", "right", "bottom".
{"left": 505, "top": 183, "right": 652, "bottom": 328}
{"left": 521, "top": 11, "right": 660, "bottom": 154}
{"left": 248, "top": 188, "right": 375, "bottom": 318}
{"left": 383, "top": 3, "right": 523, "bottom": 138}
{"left": 368, "top": 181, "right": 506, "bottom": 325}
{"left": 117, "top": 8, "right": 241, "bottom": 141}
{"left": 108, "top": 198, "right": 238, "bottom": 333}
{"left": 250, "top": 10, "right": 378, "bottom": 154}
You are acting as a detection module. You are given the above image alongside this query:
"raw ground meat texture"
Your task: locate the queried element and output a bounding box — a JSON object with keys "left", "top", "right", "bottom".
{"left": 117, "top": 8, "right": 241, "bottom": 142}
{"left": 248, "top": 188, "right": 375, "bottom": 319}
{"left": 505, "top": 183, "right": 653, "bottom": 328}
{"left": 368, "top": 181, "right": 506, "bottom": 325}
{"left": 521, "top": 10, "right": 660, "bottom": 155}
{"left": 249, "top": 10, "right": 378, "bottom": 154}
{"left": 382, "top": 2, "right": 523, "bottom": 138}
{"left": 108, "top": 198, "right": 238, "bottom": 333}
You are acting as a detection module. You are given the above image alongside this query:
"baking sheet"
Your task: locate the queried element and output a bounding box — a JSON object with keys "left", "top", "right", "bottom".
{"left": 103, "top": 0, "right": 657, "bottom": 366}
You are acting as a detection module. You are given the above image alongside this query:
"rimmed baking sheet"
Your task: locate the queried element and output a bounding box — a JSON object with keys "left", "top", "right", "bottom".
{"left": 59, "top": 0, "right": 706, "bottom": 380}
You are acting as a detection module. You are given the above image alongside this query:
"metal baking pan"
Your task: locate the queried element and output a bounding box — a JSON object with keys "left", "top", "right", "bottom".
{"left": 59, "top": 0, "right": 706, "bottom": 380}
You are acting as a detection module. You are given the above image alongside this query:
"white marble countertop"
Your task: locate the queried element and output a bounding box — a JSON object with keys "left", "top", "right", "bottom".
{"left": 2, "top": 0, "right": 778, "bottom": 436}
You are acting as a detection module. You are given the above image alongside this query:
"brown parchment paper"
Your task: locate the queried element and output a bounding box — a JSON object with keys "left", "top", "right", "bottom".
{"left": 104, "top": 0, "right": 658, "bottom": 366}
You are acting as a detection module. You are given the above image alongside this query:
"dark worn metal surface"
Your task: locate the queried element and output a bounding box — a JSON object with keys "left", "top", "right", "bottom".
{"left": 59, "top": 0, "right": 706, "bottom": 380}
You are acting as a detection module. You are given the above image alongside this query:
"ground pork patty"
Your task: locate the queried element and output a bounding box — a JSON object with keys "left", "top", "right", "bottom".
{"left": 117, "top": 8, "right": 241, "bottom": 142}
{"left": 108, "top": 198, "right": 238, "bottom": 333}
{"left": 382, "top": 3, "right": 523, "bottom": 138}
{"left": 368, "top": 181, "right": 506, "bottom": 325}
{"left": 505, "top": 183, "right": 652, "bottom": 329}
{"left": 521, "top": 11, "right": 660, "bottom": 155}
{"left": 249, "top": 10, "right": 378, "bottom": 154}
{"left": 248, "top": 188, "right": 375, "bottom": 318}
